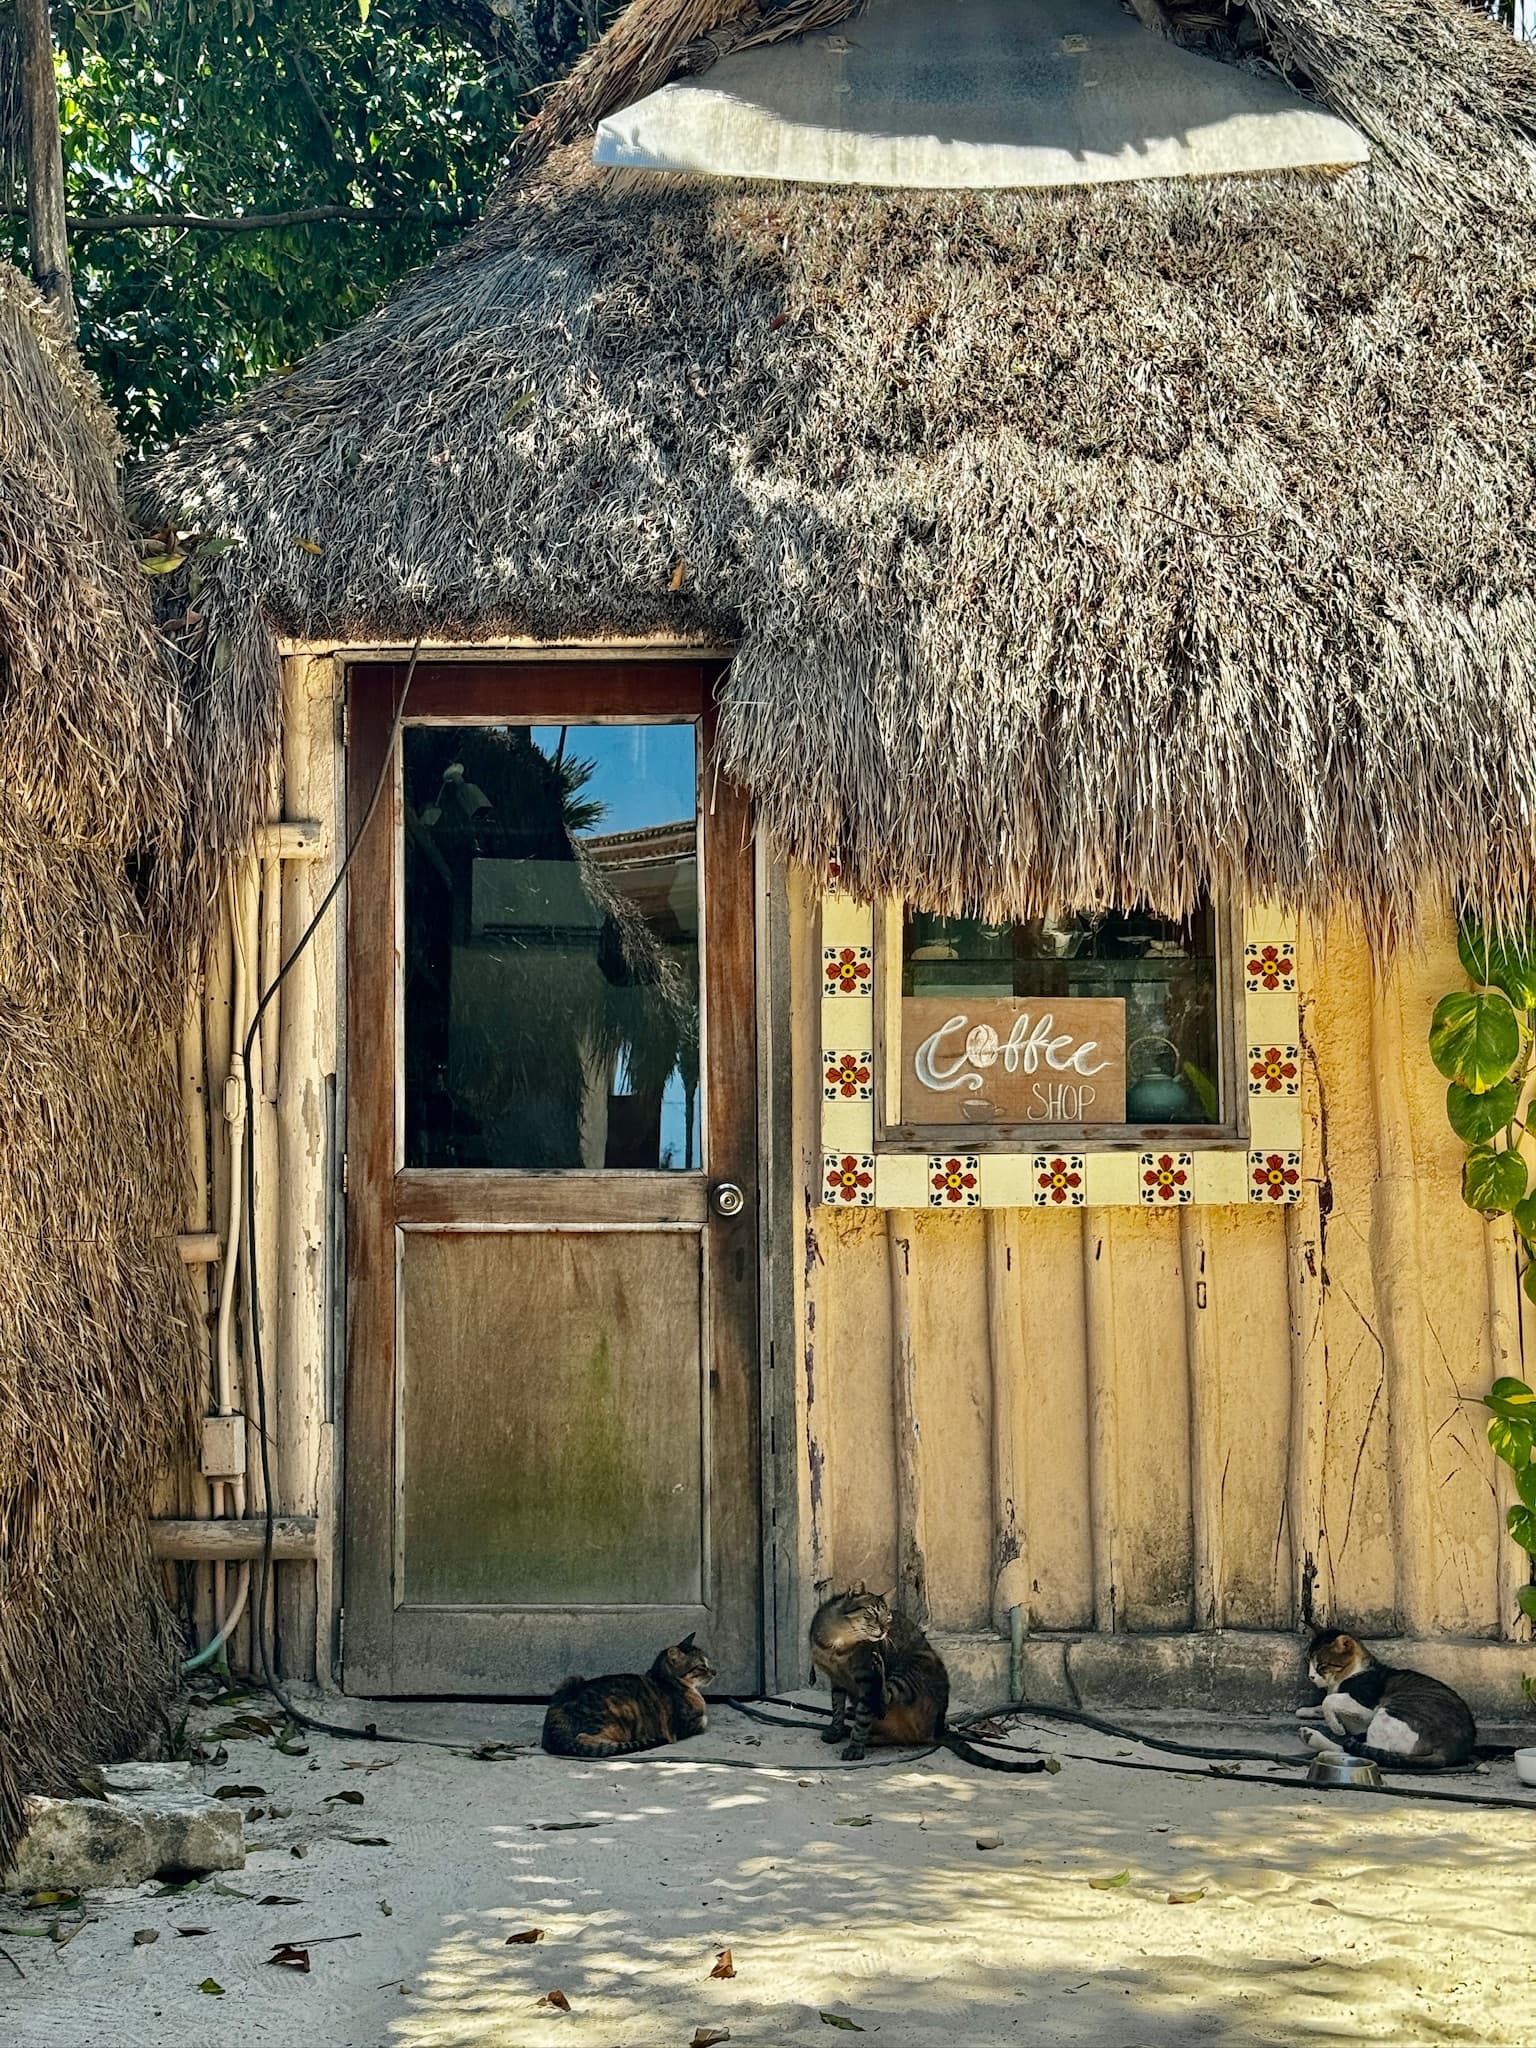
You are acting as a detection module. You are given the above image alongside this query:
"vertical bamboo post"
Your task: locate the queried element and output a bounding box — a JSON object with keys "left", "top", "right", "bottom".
{"left": 179, "top": 989, "right": 216, "bottom": 1645}
{"left": 984, "top": 1212, "right": 1029, "bottom": 1641}
{"left": 277, "top": 654, "right": 339, "bottom": 1682}
{"left": 1370, "top": 961, "right": 1437, "bottom": 1637}
{"left": 1081, "top": 1212, "right": 1120, "bottom": 1633}
{"left": 1287, "top": 934, "right": 1331, "bottom": 1630}
{"left": 1180, "top": 1207, "right": 1220, "bottom": 1631}
{"left": 1486, "top": 1214, "right": 1528, "bottom": 1640}
{"left": 886, "top": 1208, "right": 929, "bottom": 1624}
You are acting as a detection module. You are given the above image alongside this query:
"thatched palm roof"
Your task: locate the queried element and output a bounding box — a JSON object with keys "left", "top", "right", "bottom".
{"left": 139, "top": 0, "right": 1536, "bottom": 936}
{"left": 0, "top": 263, "right": 201, "bottom": 1870}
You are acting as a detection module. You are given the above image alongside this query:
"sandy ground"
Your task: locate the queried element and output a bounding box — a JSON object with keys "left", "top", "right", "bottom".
{"left": 3, "top": 1689, "right": 1532, "bottom": 2048}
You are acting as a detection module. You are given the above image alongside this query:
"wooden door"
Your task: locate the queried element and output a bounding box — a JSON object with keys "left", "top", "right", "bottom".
{"left": 344, "top": 661, "right": 760, "bottom": 1695}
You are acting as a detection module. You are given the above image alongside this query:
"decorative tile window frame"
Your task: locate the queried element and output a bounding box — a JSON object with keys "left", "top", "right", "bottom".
{"left": 819, "top": 890, "right": 1302, "bottom": 1209}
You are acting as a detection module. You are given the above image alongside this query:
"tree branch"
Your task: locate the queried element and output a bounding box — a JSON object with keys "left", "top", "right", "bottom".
{"left": 15, "top": 0, "right": 74, "bottom": 326}
{"left": 1, "top": 201, "right": 476, "bottom": 236}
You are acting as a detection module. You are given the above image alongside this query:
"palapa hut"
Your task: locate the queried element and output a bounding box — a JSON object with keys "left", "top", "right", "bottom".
{"left": 126, "top": 0, "right": 1536, "bottom": 1716}
{"left": 0, "top": 263, "right": 203, "bottom": 1868}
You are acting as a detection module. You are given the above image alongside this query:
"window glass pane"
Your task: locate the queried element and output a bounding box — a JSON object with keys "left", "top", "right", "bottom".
{"left": 902, "top": 905, "right": 1223, "bottom": 1126}
{"left": 403, "top": 723, "right": 700, "bottom": 1169}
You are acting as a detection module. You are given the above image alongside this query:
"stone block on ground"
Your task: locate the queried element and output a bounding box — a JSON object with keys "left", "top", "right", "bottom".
{"left": 3, "top": 1776, "right": 243, "bottom": 1892}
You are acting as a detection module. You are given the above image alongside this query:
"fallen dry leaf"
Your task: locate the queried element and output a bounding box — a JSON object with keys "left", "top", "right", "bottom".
{"left": 258, "top": 1895, "right": 303, "bottom": 1907}
{"left": 709, "top": 1948, "right": 735, "bottom": 1978}
{"left": 214, "top": 1784, "right": 265, "bottom": 1801}
{"left": 198, "top": 1978, "right": 225, "bottom": 1997}
{"left": 669, "top": 559, "right": 689, "bottom": 592}
{"left": 975, "top": 1834, "right": 1003, "bottom": 1852}
{"left": 819, "top": 2015, "right": 864, "bottom": 2032}
{"left": 269, "top": 1942, "right": 311, "bottom": 1973}
{"left": 505, "top": 1928, "right": 545, "bottom": 1945}
{"left": 539, "top": 1989, "right": 572, "bottom": 2012}
{"left": 326, "top": 1788, "right": 365, "bottom": 1805}
{"left": 834, "top": 1815, "right": 871, "bottom": 1828}
{"left": 1088, "top": 1871, "right": 1131, "bottom": 1891}
{"left": 175, "top": 1926, "right": 210, "bottom": 1937}
{"left": 131, "top": 1929, "right": 158, "bottom": 1946}
{"left": 692, "top": 2030, "right": 731, "bottom": 2047}
{"left": 1167, "top": 1889, "right": 1207, "bottom": 1906}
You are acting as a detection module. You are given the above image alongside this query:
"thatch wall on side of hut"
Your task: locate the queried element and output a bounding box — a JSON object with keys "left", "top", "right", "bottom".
{"left": 0, "top": 265, "right": 202, "bottom": 1869}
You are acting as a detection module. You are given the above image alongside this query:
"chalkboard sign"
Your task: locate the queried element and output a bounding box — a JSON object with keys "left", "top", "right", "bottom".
{"left": 900, "top": 997, "right": 1126, "bottom": 1126}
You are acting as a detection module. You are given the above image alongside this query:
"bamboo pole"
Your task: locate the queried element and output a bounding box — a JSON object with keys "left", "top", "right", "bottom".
{"left": 1485, "top": 1214, "right": 1528, "bottom": 1640}
{"left": 886, "top": 1208, "right": 929, "bottom": 1624}
{"left": 277, "top": 655, "right": 338, "bottom": 1681}
{"left": 1180, "top": 1207, "right": 1220, "bottom": 1631}
{"left": 984, "top": 1211, "right": 1029, "bottom": 1637}
{"left": 178, "top": 990, "right": 216, "bottom": 1645}
{"left": 1081, "top": 1212, "right": 1121, "bottom": 1633}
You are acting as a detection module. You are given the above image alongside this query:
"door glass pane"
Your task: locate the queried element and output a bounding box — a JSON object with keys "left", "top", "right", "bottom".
{"left": 403, "top": 722, "right": 701, "bottom": 1169}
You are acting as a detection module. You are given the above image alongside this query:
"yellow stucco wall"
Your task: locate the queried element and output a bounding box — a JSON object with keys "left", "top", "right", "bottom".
{"left": 791, "top": 874, "right": 1531, "bottom": 1648}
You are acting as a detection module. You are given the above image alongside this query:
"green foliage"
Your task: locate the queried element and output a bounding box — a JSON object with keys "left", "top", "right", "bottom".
{"left": 1429, "top": 989, "right": 1521, "bottom": 1092}
{"left": 5, "top": 0, "right": 610, "bottom": 454}
{"left": 1438, "top": 918, "right": 1536, "bottom": 1631}
{"left": 1459, "top": 917, "right": 1536, "bottom": 1011}
{"left": 1463, "top": 1144, "right": 1528, "bottom": 1214}
{"left": 1446, "top": 1077, "right": 1520, "bottom": 1143}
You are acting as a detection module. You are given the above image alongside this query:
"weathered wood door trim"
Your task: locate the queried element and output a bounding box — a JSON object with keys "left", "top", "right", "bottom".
{"left": 343, "top": 659, "right": 761, "bottom": 1695}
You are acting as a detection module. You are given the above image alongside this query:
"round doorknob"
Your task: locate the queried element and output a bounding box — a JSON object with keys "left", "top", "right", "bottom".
{"left": 710, "top": 1181, "right": 746, "bottom": 1219}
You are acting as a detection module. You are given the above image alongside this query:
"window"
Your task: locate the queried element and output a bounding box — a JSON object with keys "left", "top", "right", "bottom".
{"left": 886, "top": 900, "right": 1241, "bottom": 1145}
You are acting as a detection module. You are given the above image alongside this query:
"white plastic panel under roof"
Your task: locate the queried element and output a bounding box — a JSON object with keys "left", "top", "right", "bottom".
{"left": 592, "top": 0, "right": 1369, "bottom": 190}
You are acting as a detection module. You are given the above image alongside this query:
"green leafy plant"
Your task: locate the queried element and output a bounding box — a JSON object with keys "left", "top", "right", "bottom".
{"left": 1432, "top": 914, "right": 1536, "bottom": 1625}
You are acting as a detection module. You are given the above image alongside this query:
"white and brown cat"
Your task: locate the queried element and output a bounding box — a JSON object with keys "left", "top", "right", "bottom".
{"left": 1299, "top": 1628, "right": 1476, "bottom": 1771}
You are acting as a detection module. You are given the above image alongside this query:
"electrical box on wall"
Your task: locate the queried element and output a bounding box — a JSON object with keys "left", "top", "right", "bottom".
{"left": 200, "top": 1414, "right": 247, "bottom": 1480}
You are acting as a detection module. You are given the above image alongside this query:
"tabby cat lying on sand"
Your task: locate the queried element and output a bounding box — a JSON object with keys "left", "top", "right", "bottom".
{"left": 1299, "top": 1628, "right": 1477, "bottom": 1771}
{"left": 541, "top": 1634, "right": 716, "bottom": 1757}
{"left": 810, "top": 1588, "right": 1047, "bottom": 1774}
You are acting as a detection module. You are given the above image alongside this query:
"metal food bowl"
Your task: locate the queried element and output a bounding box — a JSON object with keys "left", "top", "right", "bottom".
{"left": 1307, "top": 1753, "right": 1383, "bottom": 1788}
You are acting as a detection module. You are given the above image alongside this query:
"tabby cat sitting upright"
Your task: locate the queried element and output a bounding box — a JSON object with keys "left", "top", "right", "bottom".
{"left": 1299, "top": 1628, "right": 1476, "bottom": 1771}
{"left": 809, "top": 1588, "right": 1046, "bottom": 1774}
{"left": 541, "top": 1634, "right": 715, "bottom": 1758}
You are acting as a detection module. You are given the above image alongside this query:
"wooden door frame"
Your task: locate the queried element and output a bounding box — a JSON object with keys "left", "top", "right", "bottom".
{"left": 315, "top": 642, "right": 804, "bottom": 1696}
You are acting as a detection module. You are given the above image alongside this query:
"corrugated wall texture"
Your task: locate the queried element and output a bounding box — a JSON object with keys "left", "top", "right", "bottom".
{"left": 793, "top": 881, "right": 1530, "bottom": 1647}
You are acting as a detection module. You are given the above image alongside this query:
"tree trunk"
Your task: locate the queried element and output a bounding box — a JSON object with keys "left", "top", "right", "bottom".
{"left": 14, "top": 0, "right": 73, "bottom": 330}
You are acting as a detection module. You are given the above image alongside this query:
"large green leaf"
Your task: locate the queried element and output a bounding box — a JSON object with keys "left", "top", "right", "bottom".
{"left": 1462, "top": 1146, "right": 1528, "bottom": 1214}
{"left": 1518, "top": 1464, "right": 1536, "bottom": 1511}
{"left": 1484, "top": 1376, "right": 1536, "bottom": 1420}
{"left": 1518, "top": 1585, "right": 1536, "bottom": 1624}
{"left": 1488, "top": 1414, "right": 1534, "bottom": 1468}
{"left": 1514, "top": 1193, "right": 1536, "bottom": 1241}
{"left": 1446, "top": 1079, "right": 1519, "bottom": 1143}
{"left": 1458, "top": 917, "right": 1536, "bottom": 1011}
{"left": 1430, "top": 992, "right": 1522, "bottom": 1091}
{"left": 1507, "top": 1505, "right": 1536, "bottom": 1554}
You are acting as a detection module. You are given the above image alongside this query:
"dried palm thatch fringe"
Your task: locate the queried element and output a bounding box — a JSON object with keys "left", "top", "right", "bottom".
{"left": 0, "top": 264, "right": 205, "bottom": 1872}
{"left": 138, "top": 0, "right": 1536, "bottom": 941}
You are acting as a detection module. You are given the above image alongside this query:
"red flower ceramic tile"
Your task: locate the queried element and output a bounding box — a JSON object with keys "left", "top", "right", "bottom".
{"left": 1031, "top": 1154, "right": 1086, "bottom": 1207}
{"left": 823, "top": 945, "right": 873, "bottom": 996}
{"left": 823, "top": 1150, "right": 875, "bottom": 1207}
{"left": 1248, "top": 1044, "right": 1300, "bottom": 1097}
{"left": 1140, "top": 1150, "right": 1193, "bottom": 1205}
{"left": 928, "top": 1154, "right": 980, "bottom": 1207}
{"left": 1250, "top": 1150, "right": 1302, "bottom": 1203}
{"left": 823, "top": 1049, "right": 875, "bottom": 1102}
{"left": 1245, "top": 942, "right": 1297, "bottom": 994}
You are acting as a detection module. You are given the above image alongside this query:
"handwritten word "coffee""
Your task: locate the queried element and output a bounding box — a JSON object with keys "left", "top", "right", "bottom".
{"left": 914, "top": 1013, "right": 1112, "bottom": 1093}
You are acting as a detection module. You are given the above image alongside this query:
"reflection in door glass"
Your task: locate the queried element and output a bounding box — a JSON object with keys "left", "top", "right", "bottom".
{"left": 403, "top": 723, "right": 700, "bottom": 1170}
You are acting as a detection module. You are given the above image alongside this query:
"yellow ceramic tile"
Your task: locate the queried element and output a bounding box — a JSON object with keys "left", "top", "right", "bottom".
{"left": 821, "top": 994, "right": 874, "bottom": 1047}
{"left": 822, "top": 1096, "right": 875, "bottom": 1155}
{"left": 1243, "top": 898, "right": 1295, "bottom": 946}
{"left": 820, "top": 895, "right": 875, "bottom": 950}
{"left": 1244, "top": 991, "right": 1300, "bottom": 1045}
{"left": 1248, "top": 1091, "right": 1303, "bottom": 1151}
{"left": 1192, "top": 1149, "right": 1252, "bottom": 1206}
{"left": 1084, "top": 1151, "right": 1141, "bottom": 1207}
{"left": 873, "top": 1151, "right": 930, "bottom": 1207}
{"left": 977, "top": 1154, "right": 1040, "bottom": 1208}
